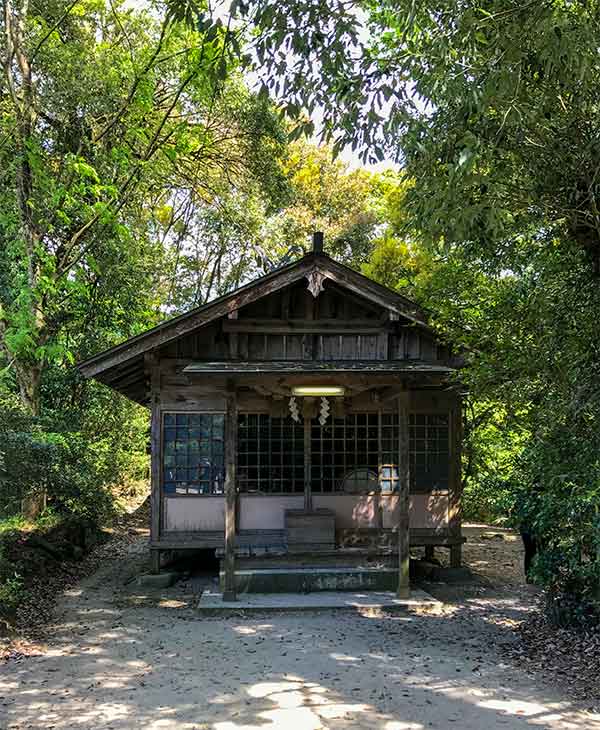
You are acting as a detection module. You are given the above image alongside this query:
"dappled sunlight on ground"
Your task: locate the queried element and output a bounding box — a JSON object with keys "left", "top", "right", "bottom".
{"left": 3, "top": 599, "right": 599, "bottom": 730}
{"left": 231, "top": 625, "right": 274, "bottom": 636}
{"left": 2, "top": 529, "right": 599, "bottom": 729}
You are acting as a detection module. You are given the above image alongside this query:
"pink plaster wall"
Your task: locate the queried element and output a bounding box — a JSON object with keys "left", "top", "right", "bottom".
{"left": 314, "top": 493, "right": 449, "bottom": 530}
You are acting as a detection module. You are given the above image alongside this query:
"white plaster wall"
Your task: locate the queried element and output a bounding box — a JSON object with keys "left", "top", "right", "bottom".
{"left": 238, "top": 495, "right": 304, "bottom": 530}
{"left": 381, "top": 493, "right": 449, "bottom": 529}
{"left": 314, "top": 493, "right": 449, "bottom": 530}
{"left": 163, "top": 491, "right": 449, "bottom": 532}
{"left": 163, "top": 496, "right": 225, "bottom": 531}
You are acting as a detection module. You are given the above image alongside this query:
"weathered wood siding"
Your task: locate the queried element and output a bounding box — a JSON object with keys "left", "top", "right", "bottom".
{"left": 157, "top": 279, "right": 451, "bottom": 365}
{"left": 150, "top": 277, "right": 459, "bottom": 545}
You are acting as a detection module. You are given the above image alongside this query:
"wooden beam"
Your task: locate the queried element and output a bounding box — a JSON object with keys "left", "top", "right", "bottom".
{"left": 102, "top": 371, "right": 145, "bottom": 390}
{"left": 150, "top": 549, "right": 160, "bottom": 574}
{"left": 80, "top": 257, "right": 317, "bottom": 378}
{"left": 281, "top": 289, "right": 290, "bottom": 319}
{"left": 222, "top": 386, "right": 238, "bottom": 602}
{"left": 79, "top": 254, "right": 433, "bottom": 382}
{"left": 325, "top": 281, "right": 383, "bottom": 317}
{"left": 378, "top": 386, "right": 406, "bottom": 403}
{"left": 377, "top": 331, "right": 389, "bottom": 359}
{"left": 319, "top": 260, "right": 428, "bottom": 324}
{"left": 227, "top": 305, "right": 239, "bottom": 359}
{"left": 222, "top": 319, "right": 387, "bottom": 334}
{"left": 101, "top": 360, "right": 143, "bottom": 384}
{"left": 397, "top": 390, "right": 411, "bottom": 598}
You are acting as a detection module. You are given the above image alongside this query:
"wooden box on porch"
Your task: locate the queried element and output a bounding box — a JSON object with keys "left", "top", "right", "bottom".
{"left": 285, "top": 508, "right": 335, "bottom": 553}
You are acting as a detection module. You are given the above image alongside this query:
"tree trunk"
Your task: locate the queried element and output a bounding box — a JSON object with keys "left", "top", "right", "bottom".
{"left": 15, "top": 362, "right": 42, "bottom": 416}
{"left": 3, "top": 0, "right": 44, "bottom": 418}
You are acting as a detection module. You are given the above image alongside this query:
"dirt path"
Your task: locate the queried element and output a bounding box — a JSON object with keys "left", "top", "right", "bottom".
{"left": 1, "top": 526, "right": 599, "bottom": 730}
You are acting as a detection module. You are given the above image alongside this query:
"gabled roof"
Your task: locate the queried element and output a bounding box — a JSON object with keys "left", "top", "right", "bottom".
{"left": 78, "top": 251, "right": 430, "bottom": 382}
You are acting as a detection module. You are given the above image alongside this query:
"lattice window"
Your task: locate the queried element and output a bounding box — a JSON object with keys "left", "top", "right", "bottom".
{"left": 380, "top": 413, "right": 400, "bottom": 493}
{"left": 162, "top": 413, "right": 225, "bottom": 495}
{"left": 409, "top": 413, "right": 449, "bottom": 491}
{"left": 237, "top": 414, "right": 304, "bottom": 493}
{"left": 311, "top": 413, "right": 380, "bottom": 493}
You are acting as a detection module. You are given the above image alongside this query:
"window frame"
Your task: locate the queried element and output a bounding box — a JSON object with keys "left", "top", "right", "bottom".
{"left": 409, "top": 412, "right": 450, "bottom": 492}
{"left": 237, "top": 412, "right": 305, "bottom": 495}
{"left": 161, "top": 410, "right": 227, "bottom": 497}
{"left": 158, "top": 407, "right": 452, "bottom": 498}
{"left": 310, "top": 412, "right": 381, "bottom": 495}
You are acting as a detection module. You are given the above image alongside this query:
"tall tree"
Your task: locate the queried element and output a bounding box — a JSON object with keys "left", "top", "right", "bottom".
{"left": 204, "top": 0, "right": 600, "bottom": 606}
{"left": 172, "top": 1, "right": 600, "bottom": 273}
{"left": 268, "top": 141, "right": 379, "bottom": 265}
{"left": 162, "top": 140, "right": 404, "bottom": 314}
{"left": 0, "top": 0, "right": 287, "bottom": 414}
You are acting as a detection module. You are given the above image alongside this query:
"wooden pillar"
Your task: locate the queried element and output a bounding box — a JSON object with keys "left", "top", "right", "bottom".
{"left": 223, "top": 386, "right": 238, "bottom": 602}
{"left": 145, "top": 353, "right": 161, "bottom": 570}
{"left": 303, "top": 398, "right": 313, "bottom": 511}
{"left": 397, "top": 390, "right": 410, "bottom": 598}
{"left": 448, "top": 391, "right": 464, "bottom": 568}
{"left": 150, "top": 549, "right": 161, "bottom": 575}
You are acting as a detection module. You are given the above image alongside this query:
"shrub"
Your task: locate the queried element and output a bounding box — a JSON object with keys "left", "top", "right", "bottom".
{"left": 0, "top": 380, "right": 148, "bottom": 526}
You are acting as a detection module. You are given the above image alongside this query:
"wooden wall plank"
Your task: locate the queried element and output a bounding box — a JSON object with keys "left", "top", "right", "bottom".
{"left": 223, "top": 319, "right": 387, "bottom": 334}
{"left": 303, "top": 417, "right": 312, "bottom": 511}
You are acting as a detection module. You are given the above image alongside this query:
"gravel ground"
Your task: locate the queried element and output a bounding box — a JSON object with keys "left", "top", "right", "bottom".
{"left": 1, "top": 524, "right": 599, "bottom": 730}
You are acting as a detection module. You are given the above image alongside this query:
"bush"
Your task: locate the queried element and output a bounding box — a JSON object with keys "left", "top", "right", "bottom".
{"left": 462, "top": 473, "right": 514, "bottom": 524}
{"left": 511, "top": 414, "right": 600, "bottom": 626}
{"left": 0, "top": 378, "right": 149, "bottom": 526}
{"left": 0, "top": 517, "right": 28, "bottom": 620}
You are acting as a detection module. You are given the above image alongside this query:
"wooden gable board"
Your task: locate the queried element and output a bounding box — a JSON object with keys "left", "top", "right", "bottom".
{"left": 78, "top": 253, "right": 431, "bottom": 380}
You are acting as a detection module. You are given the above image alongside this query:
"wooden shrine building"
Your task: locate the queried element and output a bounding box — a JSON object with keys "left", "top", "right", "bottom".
{"left": 79, "top": 235, "right": 463, "bottom": 599}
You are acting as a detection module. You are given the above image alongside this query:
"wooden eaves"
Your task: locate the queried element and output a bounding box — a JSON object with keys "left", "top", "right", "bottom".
{"left": 182, "top": 361, "right": 453, "bottom": 374}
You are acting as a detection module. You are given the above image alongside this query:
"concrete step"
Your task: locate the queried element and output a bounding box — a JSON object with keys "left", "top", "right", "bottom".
{"left": 198, "top": 588, "right": 440, "bottom": 614}
{"left": 233, "top": 551, "right": 398, "bottom": 571}
{"left": 219, "top": 566, "right": 399, "bottom": 593}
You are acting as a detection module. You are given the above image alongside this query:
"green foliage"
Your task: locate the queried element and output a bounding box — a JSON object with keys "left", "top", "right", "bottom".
{"left": 225, "top": 0, "right": 600, "bottom": 275}
{"left": 0, "top": 0, "right": 295, "bottom": 537}
{"left": 272, "top": 141, "right": 379, "bottom": 265}
{"left": 0, "top": 380, "right": 145, "bottom": 524}
{"left": 162, "top": 141, "right": 407, "bottom": 313}
{"left": 0, "top": 0, "right": 291, "bottom": 415}
{"left": 362, "top": 198, "right": 600, "bottom": 613}
{"left": 215, "top": 0, "right": 600, "bottom": 613}
{"left": 0, "top": 518, "right": 28, "bottom": 618}
{"left": 0, "top": 515, "right": 28, "bottom": 535}
{"left": 0, "top": 565, "right": 25, "bottom": 616}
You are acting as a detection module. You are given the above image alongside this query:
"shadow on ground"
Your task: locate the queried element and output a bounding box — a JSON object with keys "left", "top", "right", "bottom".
{"left": 1, "top": 525, "right": 598, "bottom": 729}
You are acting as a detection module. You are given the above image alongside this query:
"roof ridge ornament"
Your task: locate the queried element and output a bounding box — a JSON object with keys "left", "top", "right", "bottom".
{"left": 306, "top": 268, "right": 327, "bottom": 298}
